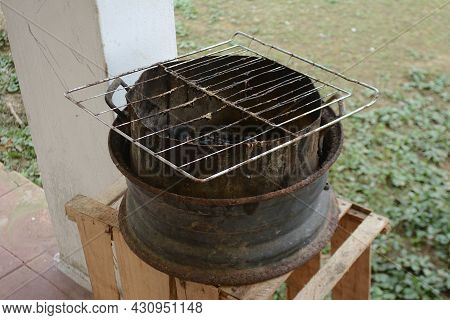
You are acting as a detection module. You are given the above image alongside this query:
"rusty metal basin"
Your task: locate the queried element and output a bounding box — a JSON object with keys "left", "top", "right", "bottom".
{"left": 108, "top": 107, "right": 343, "bottom": 286}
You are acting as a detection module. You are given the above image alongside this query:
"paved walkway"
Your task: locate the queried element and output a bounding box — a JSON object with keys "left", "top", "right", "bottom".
{"left": 0, "top": 163, "right": 91, "bottom": 299}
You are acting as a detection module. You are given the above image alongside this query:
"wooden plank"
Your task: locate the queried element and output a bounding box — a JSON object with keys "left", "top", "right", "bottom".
{"left": 295, "top": 213, "right": 389, "bottom": 300}
{"left": 74, "top": 214, "right": 119, "bottom": 299}
{"left": 337, "top": 198, "right": 353, "bottom": 220}
{"left": 66, "top": 195, "right": 119, "bottom": 227}
{"left": 113, "top": 228, "right": 170, "bottom": 299}
{"left": 331, "top": 213, "right": 371, "bottom": 299}
{"left": 351, "top": 203, "right": 372, "bottom": 214}
{"left": 286, "top": 254, "right": 320, "bottom": 299}
{"left": 347, "top": 207, "right": 390, "bottom": 234}
{"left": 220, "top": 272, "right": 292, "bottom": 300}
{"left": 175, "top": 279, "right": 220, "bottom": 300}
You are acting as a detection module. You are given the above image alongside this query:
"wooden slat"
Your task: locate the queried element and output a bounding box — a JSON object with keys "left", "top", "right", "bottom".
{"left": 331, "top": 211, "right": 371, "bottom": 299}
{"left": 337, "top": 198, "right": 353, "bottom": 220}
{"left": 286, "top": 254, "right": 320, "bottom": 299}
{"left": 175, "top": 279, "right": 220, "bottom": 300}
{"left": 295, "top": 213, "right": 389, "bottom": 300}
{"left": 351, "top": 203, "right": 372, "bottom": 214}
{"left": 220, "top": 272, "right": 292, "bottom": 300}
{"left": 113, "top": 228, "right": 171, "bottom": 299}
{"left": 66, "top": 195, "right": 119, "bottom": 227}
{"left": 74, "top": 214, "right": 119, "bottom": 299}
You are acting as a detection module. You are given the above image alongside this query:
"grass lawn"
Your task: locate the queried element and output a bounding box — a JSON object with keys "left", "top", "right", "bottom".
{"left": 0, "top": 1, "right": 448, "bottom": 299}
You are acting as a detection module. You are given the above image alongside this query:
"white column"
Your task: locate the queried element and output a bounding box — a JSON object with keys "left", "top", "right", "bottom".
{"left": 1, "top": 0, "right": 176, "bottom": 288}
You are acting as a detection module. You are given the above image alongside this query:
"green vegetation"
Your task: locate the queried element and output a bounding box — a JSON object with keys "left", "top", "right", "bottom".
{"left": 0, "top": 30, "right": 8, "bottom": 50}
{"left": 330, "top": 70, "right": 449, "bottom": 299}
{"left": 0, "top": 126, "right": 41, "bottom": 186}
{"left": 0, "top": 29, "right": 19, "bottom": 93}
{"left": 0, "top": 23, "right": 39, "bottom": 186}
{"left": 174, "top": 0, "right": 197, "bottom": 20}
{"left": 0, "top": 53, "right": 19, "bottom": 93}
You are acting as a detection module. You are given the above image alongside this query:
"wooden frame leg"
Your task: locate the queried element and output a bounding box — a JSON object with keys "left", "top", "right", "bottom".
{"left": 74, "top": 214, "right": 119, "bottom": 299}
{"left": 113, "top": 229, "right": 171, "bottom": 299}
{"left": 286, "top": 254, "right": 320, "bottom": 299}
{"left": 331, "top": 212, "right": 371, "bottom": 300}
{"left": 295, "top": 213, "right": 388, "bottom": 300}
{"left": 66, "top": 195, "right": 121, "bottom": 299}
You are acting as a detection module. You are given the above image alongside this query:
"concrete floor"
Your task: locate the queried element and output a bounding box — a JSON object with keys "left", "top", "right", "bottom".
{"left": 0, "top": 163, "right": 91, "bottom": 300}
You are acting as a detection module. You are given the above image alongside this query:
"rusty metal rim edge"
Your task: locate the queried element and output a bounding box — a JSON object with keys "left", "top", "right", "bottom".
{"left": 118, "top": 193, "right": 338, "bottom": 286}
{"left": 109, "top": 107, "right": 343, "bottom": 206}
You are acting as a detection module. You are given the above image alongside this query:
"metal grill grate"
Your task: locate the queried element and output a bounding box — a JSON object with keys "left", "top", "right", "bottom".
{"left": 65, "top": 32, "right": 378, "bottom": 182}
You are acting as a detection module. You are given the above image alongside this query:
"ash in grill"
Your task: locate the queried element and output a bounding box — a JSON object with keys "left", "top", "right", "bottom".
{"left": 65, "top": 32, "right": 378, "bottom": 286}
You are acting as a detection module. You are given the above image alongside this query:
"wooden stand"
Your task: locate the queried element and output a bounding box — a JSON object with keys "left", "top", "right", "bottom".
{"left": 65, "top": 179, "right": 389, "bottom": 300}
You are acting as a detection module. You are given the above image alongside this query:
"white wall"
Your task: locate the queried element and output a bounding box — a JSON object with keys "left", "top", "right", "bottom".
{"left": 97, "top": 0, "right": 177, "bottom": 77}
{"left": 96, "top": 0, "right": 177, "bottom": 106}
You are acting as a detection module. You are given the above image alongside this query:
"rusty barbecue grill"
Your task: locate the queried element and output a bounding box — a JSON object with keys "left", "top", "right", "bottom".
{"left": 65, "top": 32, "right": 378, "bottom": 184}
{"left": 65, "top": 32, "right": 379, "bottom": 285}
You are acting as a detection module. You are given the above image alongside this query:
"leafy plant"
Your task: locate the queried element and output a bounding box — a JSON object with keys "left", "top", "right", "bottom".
{"left": 371, "top": 235, "right": 449, "bottom": 299}
{"left": 273, "top": 283, "right": 287, "bottom": 300}
{"left": 0, "top": 30, "right": 36, "bottom": 184}
{"left": 176, "top": 21, "right": 189, "bottom": 37}
{"left": 403, "top": 67, "right": 449, "bottom": 100}
{"left": 0, "top": 30, "right": 9, "bottom": 49}
{"left": 0, "top": 53, "right": 20, "bottom": 93}
{"left": 330, "top": 68, "right": 449, "bottom": 299}
{"left": 208, "top": 3, "right": 223, "bottom": 24}
{"left": 179, "top": 40, "right": 197, "bottom": 50}
{"left": 174, "top": 0, "right": 197, "bottom": 20}
{"left": 0, "top": 126, "right": 41, "bottom": 186}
